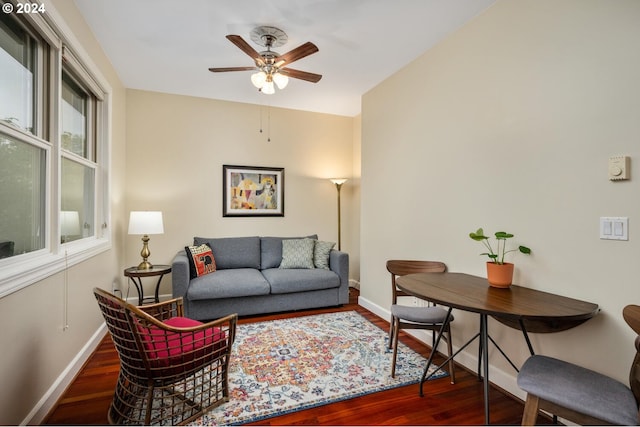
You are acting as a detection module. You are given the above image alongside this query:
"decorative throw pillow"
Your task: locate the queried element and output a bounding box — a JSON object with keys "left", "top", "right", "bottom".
{"left": 314, "top": 240, "right": 335, "bottom": 270}
{"left": 185, "top": 243, "right": 217, "bottom": 279}
{"left": 279, "top": 238, "right": 315, "bottom": 269}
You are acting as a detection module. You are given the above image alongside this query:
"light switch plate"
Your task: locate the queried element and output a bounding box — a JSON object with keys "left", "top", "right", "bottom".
{"left": 600, "top": 217, "right": 628, "bottom": 240}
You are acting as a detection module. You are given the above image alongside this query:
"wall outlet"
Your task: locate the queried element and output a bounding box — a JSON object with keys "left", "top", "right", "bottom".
{"left": 112, "top": 280, "right": 122, "bottom": 296}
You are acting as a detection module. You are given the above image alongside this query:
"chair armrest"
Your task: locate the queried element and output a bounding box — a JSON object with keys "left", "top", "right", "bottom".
{"left": 161, "top": 313, "right": 238, "bottom": 336}
{"left": 138, "top": 297, "right": 185, "bottom": 320}
{"left": 329, "top": 249, "right": 349, "bottom": 288}
{"left": 171, "top": 250, "right": 190, "bottom": 299}
{"left": 133, "top": 304, "right": 237, "bottom": 337}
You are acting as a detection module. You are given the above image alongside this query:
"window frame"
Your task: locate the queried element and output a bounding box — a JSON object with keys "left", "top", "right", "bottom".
{"left": 0, "top": 0, "right": 112, "bottom": 298}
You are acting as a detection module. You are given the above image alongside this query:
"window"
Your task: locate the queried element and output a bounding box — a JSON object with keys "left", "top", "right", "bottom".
{"left": 0, "top": 11, "right": 37, "bottom": 133}
{"left": 0, "top": 10, "right": 47, "bottom": 259}
{"left": 0, "top": 3, "right": 111, "bottom": 297}
{"left": 61, "top": 157, "right": 95, "bottom": 243}
{"left": 0, "top": 132, "right": 46, "bottom": 256}
{"left": 60, "top": 70, "right": 98, "bottom": 244}
{"left": 61, "top": 72, "right": 89, "bottom": 157}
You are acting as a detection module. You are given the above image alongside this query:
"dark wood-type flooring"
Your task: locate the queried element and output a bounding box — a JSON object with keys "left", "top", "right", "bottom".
{"left": 43, "top": 288, "right": 538, "bottom": 425}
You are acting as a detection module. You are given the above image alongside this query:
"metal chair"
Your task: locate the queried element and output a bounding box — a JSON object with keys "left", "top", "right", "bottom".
{"left": 517, "top": 304, "right": 640, "bottom": 425}
{"left": 93, "top": 287, "right": 237, "bottom": 425}
{"left": 386, "top": 260, "right": 455, "bottom": 383}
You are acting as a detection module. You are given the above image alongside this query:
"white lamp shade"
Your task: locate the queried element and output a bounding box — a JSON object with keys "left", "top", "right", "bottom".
{"left": 330, "top": 178, "right": 348, "bottom": 185}
{"left": 128, "top": 211, "right": 164, "bottom": 235}
{"left": 273, "top": 72, "right": 289, "bottom": 89}
{"left": 261, "top": 80, "right": 275, "bottom": 94}
{"left": 61, "top": 211, "right": 81, "bottom": 235}
{"left": 251, "top": 71, "right": 267, "bottom": 88}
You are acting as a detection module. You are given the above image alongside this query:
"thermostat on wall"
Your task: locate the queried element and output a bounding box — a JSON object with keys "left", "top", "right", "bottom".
{"left": 609, "top": 156, "right": 630, "bottom": 180}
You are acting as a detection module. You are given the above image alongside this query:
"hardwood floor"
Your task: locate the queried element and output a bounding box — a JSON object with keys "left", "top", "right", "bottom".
{"left": 43, "top": 288, "right": 531, "bottom": 425}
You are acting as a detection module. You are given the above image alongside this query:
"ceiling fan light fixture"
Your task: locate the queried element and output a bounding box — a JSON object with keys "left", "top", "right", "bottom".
{"left": 273, "top": 72, "right": 289, "bottom": 90}
{"left": 251, "top": 71, "right": 267, "bottom": 88}
{"left": 261, "top": 80, "right": 275, "bottom": 94}
{"left": 210, "top": 27, "right": 320, "bottom": 95}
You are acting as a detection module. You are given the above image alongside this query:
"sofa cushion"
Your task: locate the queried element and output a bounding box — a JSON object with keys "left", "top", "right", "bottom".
{"left": 194, "top": 236, "right": 260, "bottom": 269}
{"left": 280, "top": 238, "right": 315, "bottom": 269}
{"left": 314, "top": 240, "right": 335, "bottom": 270}
{"left": 185, "top": 244, "right": 216, "bottom": 279}
{"left": 187, "top": 268, "right": 270, "bottom": 300}
{"left": 262, "top": 268, "right": 340, "bottom": 294}
{"left": 260, "top": 235, "right": 318, "bottom": 269}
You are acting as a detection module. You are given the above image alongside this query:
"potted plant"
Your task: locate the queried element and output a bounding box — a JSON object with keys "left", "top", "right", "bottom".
{"left": 469, "top": 228, "right": 531, "bottom": 288}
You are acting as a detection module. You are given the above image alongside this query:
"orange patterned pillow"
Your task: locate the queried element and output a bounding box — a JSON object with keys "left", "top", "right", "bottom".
{"left": 185, "top": 243, "right": 217, "bottom": 278}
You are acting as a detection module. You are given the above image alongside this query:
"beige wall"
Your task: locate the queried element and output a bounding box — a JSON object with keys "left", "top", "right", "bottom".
{"left": 349, "top": 115, "right": 362, "bottom": 283}
{"left": 360, "top": 0, "right": 640, "bottom": 400}
{"left": 1, "top": 6, "right": 360, "bottom": 422}
{"left": 9, "top": 0, "right": 638, "bottom": 423}
{"left": 125, "top": 90, "right": 358, "bottom": 298}
{"left": 0, "top": 0, "right": 127, "bottom": 425}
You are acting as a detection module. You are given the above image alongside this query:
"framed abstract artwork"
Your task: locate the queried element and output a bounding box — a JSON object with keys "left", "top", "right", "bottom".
{"left": 222, "top": 165, "right": 284, "bottom": 217}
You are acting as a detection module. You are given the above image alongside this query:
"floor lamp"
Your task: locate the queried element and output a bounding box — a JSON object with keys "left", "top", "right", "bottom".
{"left": 329, "top": 179, "right": 347, "bottom": 250}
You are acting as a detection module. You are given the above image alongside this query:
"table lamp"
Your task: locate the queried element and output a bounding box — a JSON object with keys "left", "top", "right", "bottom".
{"left": 128, "top": 211, "right": 164, "bottom": 269}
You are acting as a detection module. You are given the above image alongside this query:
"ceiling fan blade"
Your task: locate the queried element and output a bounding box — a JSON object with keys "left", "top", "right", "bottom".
{"left": 209, "top": 66, "right": 256, "bottom": 73}
{"left": 280, "top": 68, "right": 322, "bottom": 83}
{"left": 226, "top": 35, "right": 265, "bottom": 67}
{"left": 274, "top": 42, "right": 318, "bottom": 66}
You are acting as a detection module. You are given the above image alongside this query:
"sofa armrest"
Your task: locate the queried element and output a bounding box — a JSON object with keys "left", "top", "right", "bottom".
{"left": 171, "top": 250, "right": 190, "bottom": 299}
{"left": 329, "top": 249, "right": 349, "bottom": 288}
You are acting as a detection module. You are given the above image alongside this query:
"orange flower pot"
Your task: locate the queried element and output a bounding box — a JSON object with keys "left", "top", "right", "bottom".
{"left": 486, "top": 262, "right": 514, "bottom": 288}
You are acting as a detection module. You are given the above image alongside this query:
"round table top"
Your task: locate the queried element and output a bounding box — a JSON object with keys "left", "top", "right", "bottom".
{"left": 124, "top": 264, "right": 172, "bottom": 277}
{"left": 396, "top": 272, "right": 599, "bottom": 333}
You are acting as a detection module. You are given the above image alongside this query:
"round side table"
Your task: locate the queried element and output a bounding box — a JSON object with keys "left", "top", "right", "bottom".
{"left": 124, "top": 264, "right": 172, "bottom": 305}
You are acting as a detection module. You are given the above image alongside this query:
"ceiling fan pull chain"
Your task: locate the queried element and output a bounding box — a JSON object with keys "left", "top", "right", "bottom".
{"left": 267, "top": 104, "right": 271, "bottom": 142}
{"left": 258, "top": 103, "right": 271, "bottom": 142}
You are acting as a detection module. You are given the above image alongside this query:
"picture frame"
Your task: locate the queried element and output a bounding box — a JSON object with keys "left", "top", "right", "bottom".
{"left": 223, "top": 165, "right": 284, "bottom": 217}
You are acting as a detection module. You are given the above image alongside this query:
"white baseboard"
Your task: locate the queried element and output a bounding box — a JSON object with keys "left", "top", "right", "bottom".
{"left": 24, "top": 323, "right": 108, "bottom": 426}
{"left": 357, "top": 294, "right": 526, "bottom": 403}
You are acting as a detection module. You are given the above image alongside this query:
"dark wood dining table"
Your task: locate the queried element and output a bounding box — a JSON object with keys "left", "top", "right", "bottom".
{"left": 395, "top": 272, "right": 599, "bottom": 425}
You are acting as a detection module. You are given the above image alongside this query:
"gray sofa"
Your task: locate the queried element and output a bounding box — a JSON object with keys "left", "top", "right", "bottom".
{"left": 172, "top": 235, "right": 349, "bottom": 320}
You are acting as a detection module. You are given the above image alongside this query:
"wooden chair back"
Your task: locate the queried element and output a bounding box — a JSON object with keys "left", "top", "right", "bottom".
{"left": 386, "top": 260, "right": 446, "bottom": 304}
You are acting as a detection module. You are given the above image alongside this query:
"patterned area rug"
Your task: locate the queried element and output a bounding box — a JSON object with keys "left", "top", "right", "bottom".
{"left": 192, "top": 310, "right": 447, "bottom": 426}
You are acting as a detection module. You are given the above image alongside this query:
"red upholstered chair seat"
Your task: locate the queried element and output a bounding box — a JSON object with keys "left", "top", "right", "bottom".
{"left": 141, "top": 317, "right": 227, "bottom": 375}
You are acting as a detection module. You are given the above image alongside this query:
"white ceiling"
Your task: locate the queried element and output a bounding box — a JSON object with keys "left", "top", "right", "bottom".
{"left": 73, "top": 0, "right": 496, "bottom": 117}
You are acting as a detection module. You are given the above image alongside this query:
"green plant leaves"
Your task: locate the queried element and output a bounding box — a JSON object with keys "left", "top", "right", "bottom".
{"left": 519, "top": 245, "right": 531, "bottom": 254}
{"left": 469, "top": 228, "right": 488, "bottom": 241}
{"left": 469, "top": 227, "right": 531, "bottom": 263}
{"left": 494, "top": 231, "right": 514, "bottom": 239}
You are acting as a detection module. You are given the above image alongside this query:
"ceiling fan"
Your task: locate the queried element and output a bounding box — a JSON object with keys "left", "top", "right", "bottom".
{"left": 209, "top": 26, "right": 322, "bottom": 94}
